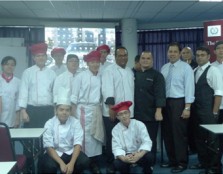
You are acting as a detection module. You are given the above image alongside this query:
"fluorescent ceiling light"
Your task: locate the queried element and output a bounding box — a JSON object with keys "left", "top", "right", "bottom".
{"left": 199, "top": 0, "right": 222, "bottom": 2}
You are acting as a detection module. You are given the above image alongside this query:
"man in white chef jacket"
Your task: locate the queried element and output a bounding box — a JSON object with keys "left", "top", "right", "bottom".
{"left": 96, "top": 44, "right": 112, "bottom": 73}
{"left": 101, "top": 46, "right": 134, "bottom": 173}
{"left": 111, "top": 101, "right": 153, "bottom": 174}
{"left": 50, "top": 47, "right": 67, "bottom": 76}
{"left": 19, "top": 43, "right": 56, "bottom": 128}
{"left": 53, "top": 54, "right": 80, "bottom": 104}
{"left": 40, "top": 88, "right": 90, "bottom": 174}
{"left": 71, "top": 50, "right": 104, "bottom": 174}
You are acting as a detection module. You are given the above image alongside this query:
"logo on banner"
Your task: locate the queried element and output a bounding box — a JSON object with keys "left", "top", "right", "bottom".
{"left": 207, "top": 25, "right": 221, "bottom": 37}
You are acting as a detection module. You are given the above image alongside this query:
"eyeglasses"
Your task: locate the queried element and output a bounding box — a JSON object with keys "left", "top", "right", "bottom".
{"left": 67, "top": 60, "right": 79, "bottom": 63}
{"left": 117, "top": 110, "right": 130, "bottom": 117}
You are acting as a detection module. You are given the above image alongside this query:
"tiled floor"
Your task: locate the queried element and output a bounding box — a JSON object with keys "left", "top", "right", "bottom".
{"left": 15, "top": 141, "right": 205, "bottom": 174}
{"left": 85, "top": 152, "right": 202, "bottom": 174}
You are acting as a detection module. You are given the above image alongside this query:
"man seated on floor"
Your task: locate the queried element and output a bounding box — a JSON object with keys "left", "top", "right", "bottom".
{"left": 111, "top": 101, "right": 154, "bottom": 174}
{"left": 40, "top": 88, "right": 90, "bottom": 174}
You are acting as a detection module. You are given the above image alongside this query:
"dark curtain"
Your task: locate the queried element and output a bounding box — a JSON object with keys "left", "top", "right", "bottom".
{"left": 138, "top": 28, "right": 204, "bottom": 70}
{"left": 115, "top": 25, "right": 122, "bottom": 48}
{"left": 115, "top": 28, "right": 204, "bottom": 70}
{"left": 0, "top": 26, "right": 45, "bottom": 66}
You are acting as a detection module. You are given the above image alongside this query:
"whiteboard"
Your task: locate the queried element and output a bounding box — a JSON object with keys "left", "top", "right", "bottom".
{"left": 0, "top": 46, "right": 28, "bottom": 78}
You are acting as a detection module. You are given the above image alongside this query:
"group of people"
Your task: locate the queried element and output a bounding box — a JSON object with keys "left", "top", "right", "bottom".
{"left": 0, "top": 40, "right": 223, "bottom": 174}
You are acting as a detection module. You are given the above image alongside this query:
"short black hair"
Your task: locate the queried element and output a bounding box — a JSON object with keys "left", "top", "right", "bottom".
{"left": 1, "top": 56, "right": 16, "bottom": 66}
{"left": 135, "top": 55, "right": 140, "bottom": 63}
{"left": 168, "top": 42, "right": 181, "bottom": 52}
{"left": 66, "top": 54, "right": 79, "bottom": 63}
{"left": 115, "top": 46, "right": 128, "bottom": 57}
{"left": 196, "top": 46, "right": 210, "bottom": 55}
{"left": 214, "top": 41, "right": 223, "bottom": 50}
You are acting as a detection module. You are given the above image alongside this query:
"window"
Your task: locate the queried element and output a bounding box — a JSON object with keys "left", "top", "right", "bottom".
{"left": 45, "top": 27, "right": 115, "bottom": 69}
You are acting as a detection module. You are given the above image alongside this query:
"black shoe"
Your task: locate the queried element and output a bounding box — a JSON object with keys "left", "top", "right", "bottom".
{"left": 206, "top": 168, "right": 222, "bottom": 174}
{"left": 90, "top": 163, "right": 101, "bottom": 174}
{"left": 189, "top": 163, "right": 204, "bottom": 169}
{"left": 171, "top": 165, "right": 187, "bottom": 173}
{"left": 144, "top": 166, "right": 154, "bottom": 174}
{"left": 199, "top": 169, "right": 220, "bottom": 174}
{"left": 106, "top": 165, "right": 115, "bottom": 174}
{"left": 160, "top": 162, "right": 175, "bottom": 168}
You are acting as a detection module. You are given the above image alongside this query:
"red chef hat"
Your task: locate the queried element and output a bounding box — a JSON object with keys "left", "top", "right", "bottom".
{"left": 111, "top": 101, "right": 132, "bottom": 114}
{"left": 30, "top": 43, "right": 48, "bottom": 55}
{"left": 96, "top": 44, "right": 110, "bottom": 54}
{"left": 84, "top": 50, "right": 101, "bottom": 62}
{"left": 51, "top": 47, "right": 66, "bottom": 57}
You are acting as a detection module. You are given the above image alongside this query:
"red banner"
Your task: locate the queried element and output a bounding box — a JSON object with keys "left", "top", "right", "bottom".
{"left": 203, "top": 19, "right": 223, "bottom": 62}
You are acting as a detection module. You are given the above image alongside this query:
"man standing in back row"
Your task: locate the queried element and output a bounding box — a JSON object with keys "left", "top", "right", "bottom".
{"left": 161, "top": 42, "right": 195, "bottom": 173}
{"left": 190, "top": 46, "right": 223, "bottom": 174}
{"left": 134, "top": 51, "right": 166, "bottom": 166}
{"left": 19, "top": 43, "right": 56, "bottom": 171}
{"left": 19, "top": 43, "right": 56, "bottom": 128}
{"left": 50, "top": 47, "right": 67, "bottom": 76}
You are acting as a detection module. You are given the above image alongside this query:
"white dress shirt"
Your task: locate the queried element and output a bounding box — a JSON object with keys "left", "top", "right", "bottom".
{"left": 161, "top": 59, "right": 195, "bottom": 103}
{"left": 212, "top": 61, "right": 223, "bottom": 109}
{"left": 194, "top": 62, "right": 223, "bottom": 97}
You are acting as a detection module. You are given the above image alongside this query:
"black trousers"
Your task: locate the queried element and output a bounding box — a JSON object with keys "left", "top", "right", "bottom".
{"left": 194, "top": 111, "right": 221, "bottom": 171}
{"left": 161, "top": 98, "right": 188, "bottom": 167}
{"left": 113, "top": 152, "right": 153, "bottom": 174}
{"left": 103, "top": 116, "right": 118, "bottom": 163}
{"left": 141, "top": 120, "right": 159, "bottom": 165}
{"left": 40, "top": 151, "right": 90, "bottom": 174}
{"left": 187, "top": 107, "right": 197, "bottom": 153}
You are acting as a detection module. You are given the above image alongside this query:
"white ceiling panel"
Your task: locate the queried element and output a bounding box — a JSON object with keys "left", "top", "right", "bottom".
{"left": 0, "top": 1, "right": 222, "bottom": 28}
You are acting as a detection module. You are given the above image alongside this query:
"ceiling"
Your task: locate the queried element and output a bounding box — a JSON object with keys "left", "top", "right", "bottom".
{"left": 0, "top": 0, "right": 223, "bottom": 29}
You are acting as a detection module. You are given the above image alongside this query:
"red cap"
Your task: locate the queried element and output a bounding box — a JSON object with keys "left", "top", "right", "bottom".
{"left": 111, "top": 101, "right": 132, "bottom": 113}
{"left": 97, "top": 44, "right": 110, "bottom": 54}
{"left": 84, "top": 50, "right": 101, "bottom": 62}
{"left": 51, "top": 47, "right": 66, "bottom": 57}
{"left": 30, "top": 43, "right": 48, "bottom": 55}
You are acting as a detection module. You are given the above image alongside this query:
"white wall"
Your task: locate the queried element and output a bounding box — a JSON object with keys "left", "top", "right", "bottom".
{"left": 0, "top": 46, "right": 28, "bottom": 78}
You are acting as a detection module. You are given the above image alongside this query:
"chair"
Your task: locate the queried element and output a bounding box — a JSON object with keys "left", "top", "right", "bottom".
{"left": 0, "top": 122, "right": 26, "bottom": 172}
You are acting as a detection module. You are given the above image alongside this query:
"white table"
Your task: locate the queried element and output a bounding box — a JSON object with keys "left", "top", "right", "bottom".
{"left": 10, "top": 128, "right": 46, "bottom": 139}
{"left": 0, "top": 161, "right": 17, "bottom": 174}
{"left": 10, "top": 128, "right": 46, "bottom": 173}
{"left": 200, "top": 124, "right": 223, "bottom": 134}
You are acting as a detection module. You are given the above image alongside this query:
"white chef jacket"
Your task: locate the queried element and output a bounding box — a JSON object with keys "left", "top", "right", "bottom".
{"left": 43, "top": 115, "right": 83, "bottom": 157}
{"left": 71, "top": 69, "right": 101, "bottom": 105}
{"left": 101, "top": 63, "right": 134, "bottom": 117}
{"left": 211, "top": 61, "right": 223, "bottom": 109}
{"left": 0, "top": 76, "right": 20, "bottom": 127}
{"left": 18, "top": 65, "right": 56, "bottom": 108}
{"left": 99, "top": 61, "right": 113, "bottom": 74}
{"left": 71, "top": 69, "right": 102, "bottom": 157}
{"left": 53, "top": 70, "right": 77, "bottom": 104}
{"left": 112, "top": 119, "right": 152, "bottom": 158}
{"left": 51, "top": 64, "right": 67, "bottom": 76}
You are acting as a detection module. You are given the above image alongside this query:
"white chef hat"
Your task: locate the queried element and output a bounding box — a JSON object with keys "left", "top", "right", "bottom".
{"left": 56, "top": 87, "right": 71, "bottom": 106}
